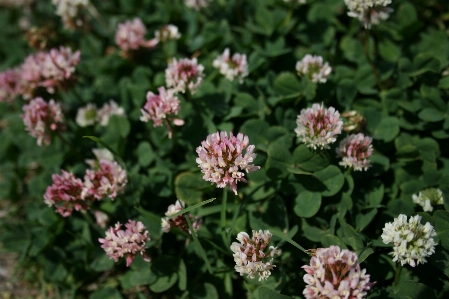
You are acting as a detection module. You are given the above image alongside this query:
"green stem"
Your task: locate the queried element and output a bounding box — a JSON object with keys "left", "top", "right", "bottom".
{"left": 221, "top": 188, "right": 229, "bottom": 248}
{"left": 363, "top": 30, "right": 384, "bottom": 90}
{"left": 394, "top": 263, "right": 402, "bottom": 286}
{"left": 185, "top": 216, "right": 213, "bottom": 274}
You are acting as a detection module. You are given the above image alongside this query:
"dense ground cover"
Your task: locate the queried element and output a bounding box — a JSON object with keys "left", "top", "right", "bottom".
{"left": 1, "top": 0, "right": 449, "bottom": 298}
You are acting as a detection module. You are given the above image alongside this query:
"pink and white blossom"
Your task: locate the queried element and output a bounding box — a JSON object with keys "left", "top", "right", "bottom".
{"left": 165, "top": 58, "right": 204, "bottom": 94}
{"left": 0, "top": 68, "right": 24, "bottom": 103}
{"left": 336, "top": 133, "right": 373, "bottom": 171}
{"left": 296, "top": 54, "right": 332, "bottom": 83}
{"left": 212, "top": 48, "right": 248, "bottom": 83}
{"left": 140, "top": 87, "right": 184, "bottom": 139}
{"left": 115, "top": 18, "right": 158, "bottom": 52}
{"left": 22, "top": 97, "right": 64, "bottom": 146}
{"left": 44, "top": 170, "right": 87, "bottom": 217}
{"left": 196, "top": 131, "right": 260, "bottom": 195}
{"left": 161, "top": 199, "right": 201, "bottom": 234}
{"left": 82, "top": 159, "right": 127, "bottom": 201}
{"left": 230, "top": 230, "right": 281, "bottom": 281}
{"left": 295, "top": 103, "right": 343, "bottom": 150}
{"left": 302, "top": 245, "right": 375, "bottom": 299}
{"left": 20, "top": 47, "right": 80, "bottom": 98}
{"left": 99, "top": 220, "right": 150, "bottom": 267}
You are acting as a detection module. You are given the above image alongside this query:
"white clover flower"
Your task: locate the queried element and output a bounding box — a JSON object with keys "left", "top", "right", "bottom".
{"left": 185, "top": 0, "right": 209, "bottom": 10}
{"left": 344, "top": 0, "right": 393, "bottom": 29}
{"left": 92, "top": 148, "right": 114, "bottom": 162}
{"left": 52, "top": 0, "right": 88, "bottom": 29}
{"left": 230, "top": 230, "right": 281, "bottom": 281}
{"left": 76, "top": 103, "right": 97, "bottom": 127}
{"left": 155, "top": 25, "right": 181, "bottom": 42}
{"left": 296, "top": 54, "right": 332, "bottom": 83}
{"left": 412, "top": 188, "right": 444, "bottom": 212}
{"left": 381, "top": 214, "right": 437, "bottom": 267}
{"left": 212, "top": 48, "right": 249, "bottom": 83}
{"left": 97, "top": 100, "right": 125, "bottom": 126}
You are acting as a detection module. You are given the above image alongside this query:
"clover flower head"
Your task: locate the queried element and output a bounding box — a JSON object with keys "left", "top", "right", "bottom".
{"left": 196, "top": 131, "right": 260, "bottom": 195}
{"left": 94, "top": 210, "right": 109, "bottom": 228}
{"left": 20, "top": 47, "right": 80, "bottom": 97}
{"left": 161, "top": 199, "right": 201, "bottom": 234}
{"left": 230, "top": 230, "right": 281, "bottom": 281}
{"left": 295, "top": 103, "right": 343, "bottom": 150}
{"left": 381, "top": 214, "right": 437, "bottom": 267}
{"left": 22, "top": 97, "right": 64, "bottom": 146}
{"left": 83, "top": 159, "right": 127, "bottom": 201}
{"left": 412, "top": 188, "right": 444, "bottom": 212}
{"left": 165, "top": 57, "right": 204, "bottom": 94}
{"left": 115, "top": 18, "right": 158, "bottom": 52}
{"left": 155, "top": 24, "right": 181, "bottom": 42}
{"left": 140, "top": 87, "right": 184, "bottom": 139}
{"left": 296, "top": 54, "right": 332, "bottom": 83}
{"left": 0, "top": 68, "right": 24, "bottom": 103}
{"left": 341, "top": 110, "right": 365, "bottom": 133}
{"left": 92, "top": 148, "right": 114, "bottom": 162}
{"left": 344, "top": 0, "right": 393, "bottom": 29}
{"left": 212, "top": 48, "right": 249, "bottom": 83}
{"left": 44, "top": 170, "right": 87, "bottom": 217}
{"left": 185, "top": 0, "right": 209, "bottom": 10}
{"left": 96, "top": 100, "right": 125, "bottom": 126}
{"left": 99, "top": 220, "right": 150, "bottom": 267}
{"left": 336, "top": 133, "right": 373, "bottom": 171}
{"left": 52, "top": 0, "right": 88, "bottom": 29}
{"left": 76, "top": 103, "right": 97, "bottom": 127}
{"left": 302, "top": 245, "right": 375, "bottom": 299}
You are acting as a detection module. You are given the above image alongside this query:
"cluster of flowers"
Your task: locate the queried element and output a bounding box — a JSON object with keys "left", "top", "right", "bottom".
{"left": 44, "top": 149, "right": 127, "bottom": 217}
{"left": 295, "top": 103, "right": 373, "bottom": 171}
{"left": 381, "top": 214, "right": 437, "bottom": 267}
{"left": 296, "top": 54, "right": 332, "bottom": 84}
{"left": 344, "top": 0, "right": 393, "bottom": 29}
{"left": 0, "top": 46, "right": 80, "bottom": 102}
{"left": 115, "top": 18, "right": 180, "bottom": 54}
{"left": 22, "top": 97, "right": 64, "bottom": 146}
{"left": 196, "top": 131, "right": 261, "bottom": 195}
{"left": 161, "top": 199, "right": 201, "bottom": 234}
{"left": 413, "top": 188, "right": 444, "bottom": 212}
{"left": 52, "top": 0, "right": 89, "bottom": 29}
{"left": 302, "top": 245, "right": 375, "bottom": 298}
{"left": 76, "top": 100, "right": 125, "bottom": 127}
{"left": 99, "top": 220, "right": 151, "bottom": 267}
{"left": 230, "top": 230, "right": 281, "bottom": 281}
{"left": 212, "top": 48, "right": 249, "bottom": 83}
